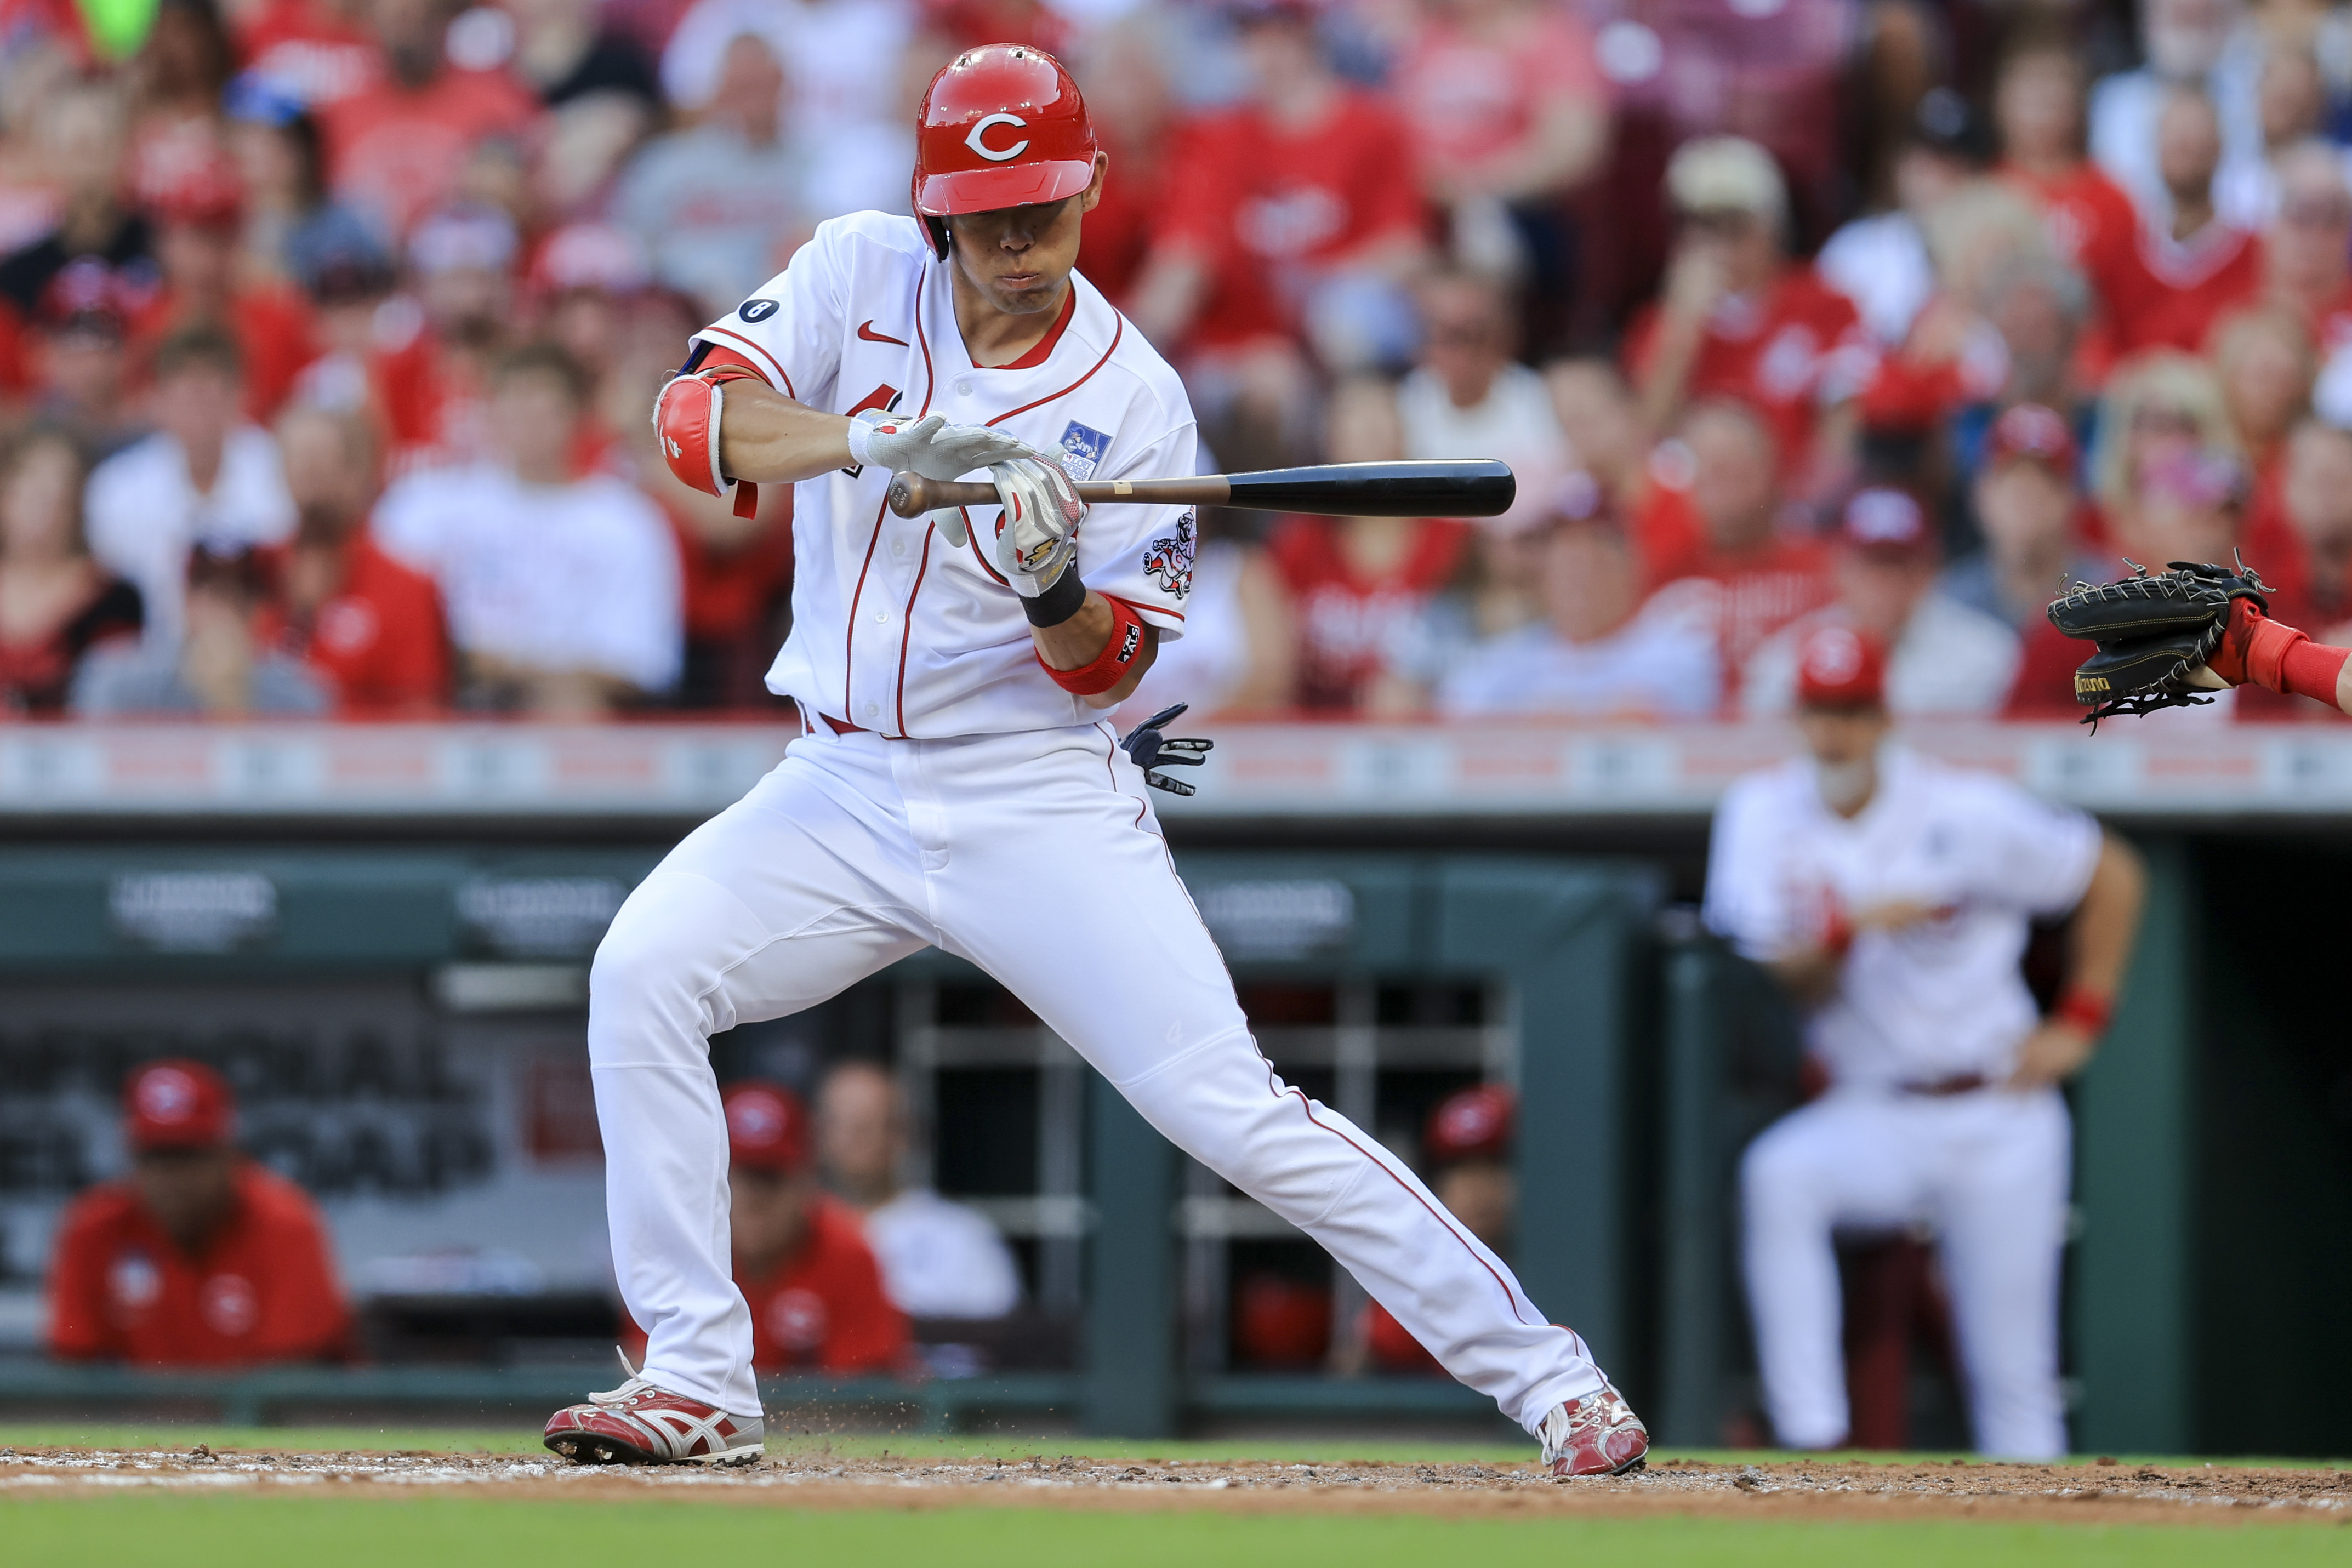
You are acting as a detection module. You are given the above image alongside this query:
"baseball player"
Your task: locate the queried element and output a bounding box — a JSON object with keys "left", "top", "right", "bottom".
{"left": 1705, "top": 626, "right": 2145, "bottom": 1457}
{"left": 540, "top": 45, "right": 1648, "bottom": 1476}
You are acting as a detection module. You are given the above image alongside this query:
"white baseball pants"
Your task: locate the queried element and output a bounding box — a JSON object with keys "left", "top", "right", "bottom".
{"left": 588, "top": 721, "right": 1608, "bottom": 1429}
{"left": 1740, "top": 1087, "right": 2071, "bottom": 1458}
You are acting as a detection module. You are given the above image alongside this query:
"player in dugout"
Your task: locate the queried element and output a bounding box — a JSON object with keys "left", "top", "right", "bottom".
{"left": 619, "top": 1081, "right": 908, "bottom": 1378}
{"left": 47, "top": 1059, "right": 355, "bottom": 1366}
{"left": 1360, "top": 1084, "right": 1518, "bottom": 1376}
{"left": 1705, "top": 626, "right": 2146, "bottom": 1458}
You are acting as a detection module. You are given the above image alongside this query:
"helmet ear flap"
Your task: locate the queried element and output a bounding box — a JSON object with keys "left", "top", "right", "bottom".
{"left": 924, "top": 215, "right": 952, "bottom": 259}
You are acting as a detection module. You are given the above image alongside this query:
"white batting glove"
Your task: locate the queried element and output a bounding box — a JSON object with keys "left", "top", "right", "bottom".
{"left": 986, "top": 455, "right": 1086, "bottom": 599}
{"left": 846, "top": 409, "right": 1032, "bottom": 482}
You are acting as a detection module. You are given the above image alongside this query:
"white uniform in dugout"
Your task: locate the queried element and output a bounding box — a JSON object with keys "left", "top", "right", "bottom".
{"left": 1705, "top": 747, "right": 2102, "bottom": 1458}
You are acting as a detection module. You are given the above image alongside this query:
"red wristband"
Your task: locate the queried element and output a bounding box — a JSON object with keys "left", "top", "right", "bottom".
{"left": 1039, "top": 594, "right": 1147, "bottom": 696}
{"left": 2054, "top": 988, "right": 2112, "bottom": 1037}
{"left": 1821, "top": 906, "right": 1853, "bottom": 959}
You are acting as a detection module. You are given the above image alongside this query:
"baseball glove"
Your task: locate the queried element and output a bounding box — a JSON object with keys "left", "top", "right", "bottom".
{"left": 2045, "top": 558, "right": 2271, "bottom": 725}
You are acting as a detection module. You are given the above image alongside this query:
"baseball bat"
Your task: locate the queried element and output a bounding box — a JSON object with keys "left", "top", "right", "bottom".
{"left": 884, "top": 459, "right": 1516, "bottom": 521}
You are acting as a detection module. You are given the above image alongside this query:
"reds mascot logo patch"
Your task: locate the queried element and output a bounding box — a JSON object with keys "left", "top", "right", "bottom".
{"left": 1142, "top": 509, "right": 1197, "bottom": 600}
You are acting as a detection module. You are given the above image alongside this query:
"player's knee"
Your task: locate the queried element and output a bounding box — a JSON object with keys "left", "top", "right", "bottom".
{"left": 589, "top": 896, "right": 722, "bottom": 1042}
{"left": 1740, "top": 1125, "right": 1826, "bottom": 1213}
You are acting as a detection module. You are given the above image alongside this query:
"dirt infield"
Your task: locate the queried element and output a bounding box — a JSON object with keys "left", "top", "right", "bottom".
{"left": 3, "top": 1444, "right": 2347, "bottom": 1528}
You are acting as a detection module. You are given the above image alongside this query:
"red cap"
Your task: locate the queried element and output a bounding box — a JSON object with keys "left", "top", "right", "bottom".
{"left": 912, "top": 44, "right": 1096, "bottom": 244}
{"left": 1425, "top": 1084, "right": 1515, "bottom": 1165}
{"left": 1837, "top": 487, "right": 1933, "bottom": 557}
{"left": 124, "top": 1059, "right": 233, "bottom": 1151}
{"left": 1986, "top": 403, "right": 2076, "bottom": 476}
{"left": 722, "top": 1081, "right": 810, "bottom": 1174}
{"left": 1795, "top": 624, "right": 1887, "bottom": 708}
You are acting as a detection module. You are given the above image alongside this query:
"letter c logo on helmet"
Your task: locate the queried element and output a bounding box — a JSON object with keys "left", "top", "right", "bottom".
{"left": 965, "top": 112, "right": 1030, "bottom": 162}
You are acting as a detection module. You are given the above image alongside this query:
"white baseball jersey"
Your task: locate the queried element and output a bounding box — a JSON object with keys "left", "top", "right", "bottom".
{"left": 1703, "top": 747, "right": 2101, "bottom": 1090}
{"left": 690, "top": 212, "right": 1199, "bottom": 738}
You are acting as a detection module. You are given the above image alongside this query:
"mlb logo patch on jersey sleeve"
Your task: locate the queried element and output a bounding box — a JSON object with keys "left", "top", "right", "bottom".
{"left": 1057, "top": 421, "right": 1111, "bottom": 481}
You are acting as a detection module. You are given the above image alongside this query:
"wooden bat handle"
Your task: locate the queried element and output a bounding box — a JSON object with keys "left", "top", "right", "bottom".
{"left": 885, "top": 472, "right": 1226, "bottom": 518}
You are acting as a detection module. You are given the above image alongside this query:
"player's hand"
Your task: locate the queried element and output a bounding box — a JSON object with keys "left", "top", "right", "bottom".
{"left": 2006, "top": 1019, "right": 2097, "bottom": 1090}
{"left": 1118, "top": 702, "right": 1213, "bottom": 796}
{"left": 1660, "top": 243, "right": 1727, "bottom": 324}
{"left": 986, "top": 455, "right": 1085, "bottom": 597}
{"left": 1900, "top": 295, "right": 1973, "bottom": 367}
{"left": 1849, "top": 898, "right": 1952, "bottom": 934}
{"left": 847, "top": 409, "right": 1034, "bottom": 482}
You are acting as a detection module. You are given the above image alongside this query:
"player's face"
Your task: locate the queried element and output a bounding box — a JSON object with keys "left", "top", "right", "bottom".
{"left": 1975, "top": 460, "right": 2074, "bottom": 556}
{"left": 1542, "top": 522, "right": 1635, "bottom": 643}
{"left": 2156, "top": 95, "right": 2222, "bottom": 196}
{"left": 816, "top": 1068, "right": 897, "bottom": 1196}
{"left": 1686, "top": 409, "right": 1779, "bottom": 546}
{"left": 1797, "top": 706, "right": 1890, "bottom": 769}
{"left": 133, "top": 1146, "right": 238, "bottom": 1251}
{"left": 945, "top": 155, "right": 1109, "bottom": 317}
{"left": 728, "top": 1165, "right": 812, "bottom": 1270}
{"left": 1996, "top": 54, "right": 2080, "bottom": 163}
{"left": 2285, "top": 426, "right": 2352, "bottom": 544}
{"left": 1433, "top": 1160, "right": 1514, "bottom": 1253}
{"left": 490, "top": 370, "right": 583, "bottom": 484}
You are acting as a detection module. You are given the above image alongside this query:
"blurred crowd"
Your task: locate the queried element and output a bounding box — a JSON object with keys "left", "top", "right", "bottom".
{"left": 3, "top": 0, "right": 2351, "bottom": 722}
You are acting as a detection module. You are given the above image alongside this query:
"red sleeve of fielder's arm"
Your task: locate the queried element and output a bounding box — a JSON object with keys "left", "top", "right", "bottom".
{"left": 2211, "top": 598, "right": 2351, "bottom": 708}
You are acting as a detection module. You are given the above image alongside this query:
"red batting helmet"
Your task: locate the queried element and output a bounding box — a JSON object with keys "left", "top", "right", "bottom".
{"left": 912, "top": 43, "right": 1098, "bottom": 259}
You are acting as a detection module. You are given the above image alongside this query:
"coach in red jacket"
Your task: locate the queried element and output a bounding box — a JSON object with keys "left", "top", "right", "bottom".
{"left": 623, "top": 1081, "right": 907, "bottom": 1376}
{"left": 47, "top": 1059, "right": 354, "bottom": 1366}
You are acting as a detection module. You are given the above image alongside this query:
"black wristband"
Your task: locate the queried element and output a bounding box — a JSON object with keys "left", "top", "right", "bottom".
{"left": 1021, "top": 566, "right": 1087, "bottom": 627}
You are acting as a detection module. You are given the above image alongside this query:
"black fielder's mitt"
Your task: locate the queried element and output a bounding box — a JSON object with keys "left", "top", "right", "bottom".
{"left": 2045, "top": 558, "right": 2270, "bottom": 725}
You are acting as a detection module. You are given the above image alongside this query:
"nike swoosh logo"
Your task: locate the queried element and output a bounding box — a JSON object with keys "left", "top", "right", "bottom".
{"left": 857, "top": 320, "right": 908, "bottom": 346}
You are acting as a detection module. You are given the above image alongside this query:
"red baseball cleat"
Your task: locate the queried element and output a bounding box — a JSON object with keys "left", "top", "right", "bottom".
{"left": 543, "top": 1376, "right": 764, "bottom": 1464}
{"left": 1540, "top": 1384, "right": 1650, "bottom": 1476}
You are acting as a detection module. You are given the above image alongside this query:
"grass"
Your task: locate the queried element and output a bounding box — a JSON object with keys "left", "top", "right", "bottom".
{"left": 3, "top": 1496, "right": 2349, "bottom": 1568}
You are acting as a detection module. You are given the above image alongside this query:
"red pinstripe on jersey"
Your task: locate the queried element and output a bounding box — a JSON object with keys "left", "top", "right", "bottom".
{"left": 893, "top": 521, "right": 937, "bottom": 737}
{"left": 841, "top": 495, "right": 890, "bottom": 723}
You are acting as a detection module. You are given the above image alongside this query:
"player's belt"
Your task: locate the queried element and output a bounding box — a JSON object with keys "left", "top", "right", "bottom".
{"left": 819, "top": 714, "right": 866, "bottom": 737}
{"left": 1896, "top": 1073, "right": 1989, "bottom": 1098}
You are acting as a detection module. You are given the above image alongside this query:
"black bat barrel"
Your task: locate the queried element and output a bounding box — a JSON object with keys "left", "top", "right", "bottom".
{"left": 1221, "top": 460, "right": 1517, "bottom": 518}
